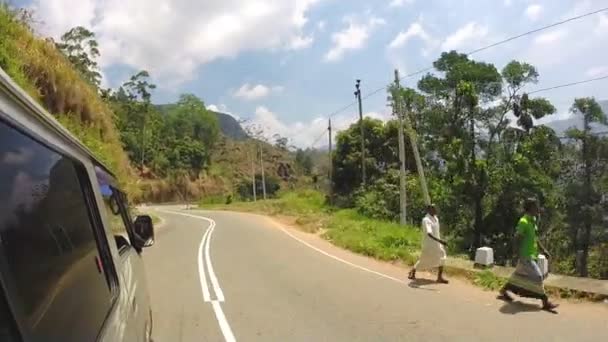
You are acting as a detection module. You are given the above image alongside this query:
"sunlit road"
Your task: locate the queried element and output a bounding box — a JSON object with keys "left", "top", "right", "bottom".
{"left": 143, "top": 207, "right": 608, "bottom": 341}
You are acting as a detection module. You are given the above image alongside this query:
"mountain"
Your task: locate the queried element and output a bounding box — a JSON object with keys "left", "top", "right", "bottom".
{"left": 542, "top": 100, "right": 608, "bottom": 137}
{"left": 155, "top": 104, "right": 248, "bottom": 141}
{"left": 208, "top": 110, "right": 248, "bottom": 141}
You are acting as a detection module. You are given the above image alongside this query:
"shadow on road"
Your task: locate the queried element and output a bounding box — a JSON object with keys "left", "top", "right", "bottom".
{"left": 498, "top": 301, "right": 542, "bottom": 315}
{"left": 407, "top": 279, "right": 439, "bottom": 291}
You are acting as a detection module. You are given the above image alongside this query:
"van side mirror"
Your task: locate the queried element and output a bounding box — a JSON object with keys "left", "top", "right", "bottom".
{"left": 134, "top": 215, "right": 155, "bottom": 248}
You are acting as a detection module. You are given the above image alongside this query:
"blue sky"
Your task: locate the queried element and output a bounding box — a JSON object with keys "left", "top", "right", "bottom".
{"left": 17, "top": 0, "right": 608, "bottom": 146}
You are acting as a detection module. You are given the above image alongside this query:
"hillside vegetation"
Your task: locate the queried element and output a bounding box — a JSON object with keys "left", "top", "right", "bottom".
{"left": 0, "top": 5, "right": 304, "bottom": 205}
{"left": 0, "top": 6, "right": 136, "bottom": 193}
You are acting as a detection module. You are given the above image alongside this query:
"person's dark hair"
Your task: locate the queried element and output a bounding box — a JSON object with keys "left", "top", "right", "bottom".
{"left": 523, "top": 198, "right": 538, "bottom": 212}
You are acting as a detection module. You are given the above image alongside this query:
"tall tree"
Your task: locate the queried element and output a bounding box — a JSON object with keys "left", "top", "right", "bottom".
{"left": 565, "top": 98, "right": 607, "bottom": 276}
{"left": 123, "top": 71, "right": 157, "bottom": 171}
{"left": 165, "top": 94, "right": 220, "bottom": 177}
{"left": 56, "top": 26, "right": 102, "bottom": 87}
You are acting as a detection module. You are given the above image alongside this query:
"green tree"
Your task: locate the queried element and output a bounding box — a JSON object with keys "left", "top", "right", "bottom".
{"left": 565, "top": 98, "right": 607, "bottom": 276}
{"left": 332, "top": 117, "right": 417, "bottom": 199}
{"left": 165, "top": 94, "right": 220, "bottom": 177}
{"left": 166, "top": 94, "right": 219, "bottom": 151}
{"left": 295, "top": 149, "right": 314, "bottom": 176}
{"left": 56, "top": 26, "right": 102, "bottom": 87}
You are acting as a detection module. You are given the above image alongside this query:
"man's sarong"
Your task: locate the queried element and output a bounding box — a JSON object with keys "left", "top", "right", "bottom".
{"left": 503, "top": 259, "right": 546, "bottom": 299}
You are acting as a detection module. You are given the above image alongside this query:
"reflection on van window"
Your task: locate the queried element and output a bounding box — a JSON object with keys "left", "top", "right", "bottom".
{"left": 0, "top": 120, "right": 112, "bottom": 341}
{"left": 95, "top": 166, "right": 133, "bottom": 251}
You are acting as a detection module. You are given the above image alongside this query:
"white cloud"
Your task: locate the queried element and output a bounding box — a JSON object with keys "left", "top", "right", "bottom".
{"left": 388, "top": 22, "right": 435, "bottom": 50}
{"left": 31, "top": 0, "right": 322, "bottom": 84}
{"left": 596, "top": 13, "right": 608, "bottom": 34}
{"left": 441, "top": 22, "right": 489, "bottom": 52}
{"left": 389, "top": 0, "right": 414, "bottom": 7}
{"left": 207, "top": 103, "right": 239, "bottom": 119}
{"left": 317, "top": 21, "right": 326, "bottom": 31}
{"left": 324, "top": 16, "right": 385, "bottom": 62}
{"left": 534, "top": 29, "right": 567, "bottom": 44}
{"left": 288, "top": 34, "right": 314, "bottom": 50}
{"left": 525, "top": 4, "right": 543, "bottom": 21}
{"left": 233, "top": 83, "right": 283, "bottom": 100}
{"left": 206, "top": 104, "right": 221, "bottom": 112}
{"left": 31, "top": 0, "right": 97, "bottom": 38}
{"left": 586, "top": 66, "right": 608, "bottom": 77}
{"left": 504, "top": 0, "right": 513, "bottom": 6}
{"left": 251, "top": 106, "right": 392, "bottom": 147}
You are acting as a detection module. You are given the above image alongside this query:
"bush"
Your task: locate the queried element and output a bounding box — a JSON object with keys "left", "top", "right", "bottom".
{"left": 237, "top": 174, "right": 280, "bottom": 200}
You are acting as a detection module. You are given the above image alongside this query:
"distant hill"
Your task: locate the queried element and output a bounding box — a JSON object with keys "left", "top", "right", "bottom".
{"left": 542, "top": 100, "right": 608, "bottom": 137}
{"left": 155, "top": 104, "right": 248, "bottom": 141}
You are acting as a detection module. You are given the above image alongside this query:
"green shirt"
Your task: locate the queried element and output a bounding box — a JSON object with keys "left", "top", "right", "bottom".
{"left": 517, "top": 214, "right": 538, "bottom": 259}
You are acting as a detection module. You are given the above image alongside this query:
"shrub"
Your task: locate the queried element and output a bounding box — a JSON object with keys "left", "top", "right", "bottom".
{"left": 237, "top": 174, "right": 281, "bottom": 200}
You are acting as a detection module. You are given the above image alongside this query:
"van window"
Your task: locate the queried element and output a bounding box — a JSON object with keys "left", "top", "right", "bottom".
{"left": 95, "top": 167, "right": 136, "bottom": 251}
{"left": 0, "top": 120, "right": 112, "bottom": 341}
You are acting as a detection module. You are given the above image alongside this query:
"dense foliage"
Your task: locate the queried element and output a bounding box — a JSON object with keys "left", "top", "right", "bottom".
{"left": 332, "top": 52, "right": 608, "bottom": 279}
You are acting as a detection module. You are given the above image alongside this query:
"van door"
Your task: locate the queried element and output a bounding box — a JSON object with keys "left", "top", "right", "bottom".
{"left": 98, "top": 182, "right": 152, "bottom": 342}
{"left": 0, "top": 118, "right": 117, "bottom": 341}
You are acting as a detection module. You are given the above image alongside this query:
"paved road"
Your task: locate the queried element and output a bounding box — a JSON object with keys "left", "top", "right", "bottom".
{"left": 143, "top": 207, "right": 608, "bottom": 341}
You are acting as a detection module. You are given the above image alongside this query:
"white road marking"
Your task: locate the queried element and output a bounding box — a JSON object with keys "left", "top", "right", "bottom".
{"left": 199, "top": 224, "right": 212, "bottom": 301}
{"left": 278, "top": 226, "right": 405, "bottom": 285}
{"left": 157, "top": 210, "right": 235, "bottom": 341}
{"left": 204, "top": 221, "right": 225, "bottom": 301}
{"left": 212, "top": 300, "right": 236, "bottom": 342}
{"left": 185, "top": 208, "right": 408, "bottom": 286}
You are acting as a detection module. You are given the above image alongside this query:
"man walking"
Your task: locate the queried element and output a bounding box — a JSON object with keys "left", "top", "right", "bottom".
{"left": 498, "top": 198, "right": 558, "bottom": 312}
{"left": 408, "top": 204, "right": 449, "bottom": 284}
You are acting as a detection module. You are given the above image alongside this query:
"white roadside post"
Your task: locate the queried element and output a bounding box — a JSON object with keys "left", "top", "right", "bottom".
{"left": 474, "top": 247, "right": 494, "bottom": 268}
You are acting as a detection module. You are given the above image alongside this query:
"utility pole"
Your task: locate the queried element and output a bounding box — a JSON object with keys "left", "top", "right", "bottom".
{"left": 251, "top": 146, "right": 257, "bottom": 202}
{"left": 393, "top": 70, "right": 407, "bottom": 225}
{"left": 396, "top": 73, "right": 431, "bottom": 206}
{"left": 354, "top": 79, "right": 366, "bottom": 185}
{"left": 260, "top": 143, "right": 267, "bottom": 200}
{"left": 141, "top": 117, "right": 146, "bottom": 171}
{"left": 328, "top": 119, "right": 333, "bottom": 203}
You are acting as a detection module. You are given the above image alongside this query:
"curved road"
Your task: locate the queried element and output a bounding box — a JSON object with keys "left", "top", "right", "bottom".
{"left": 143, "top": 207, "right": 608, "bottom": 341}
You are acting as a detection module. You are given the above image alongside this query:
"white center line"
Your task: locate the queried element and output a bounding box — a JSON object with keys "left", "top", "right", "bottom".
{"left": 204, "top": 221, "right": 225, "bottom": 302}
{"left": 199, "top": 223, "right": 212, "bottom": 301}
{"left": 157, "top": 210, "right": 235, "bottom": 342}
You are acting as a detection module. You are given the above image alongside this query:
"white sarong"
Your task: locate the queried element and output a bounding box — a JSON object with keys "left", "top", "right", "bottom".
{"left": 414, "top": 214, "right": 446, "bottom": 271}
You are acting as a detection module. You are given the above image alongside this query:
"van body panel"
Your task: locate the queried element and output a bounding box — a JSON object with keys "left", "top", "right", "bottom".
{"left": 0, "top": 67, "right": 153, "bottom": 341}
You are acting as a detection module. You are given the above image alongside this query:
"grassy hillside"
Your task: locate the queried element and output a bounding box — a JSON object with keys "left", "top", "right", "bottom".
{"left": 0, "top": 7, "right": 137, "bottom": 195}
{"left": 207, "top": 136, "right": 299, "bottom": 194}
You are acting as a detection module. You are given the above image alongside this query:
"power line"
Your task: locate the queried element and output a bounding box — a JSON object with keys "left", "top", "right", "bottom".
{"left": 322, "top": 7, "right": 608, "bottom": 121}
{"left": 301, "top": 7, "right": 608, "bottom": 149}
{"left": 307, "top": 74, "right": 608, "bottom": 148}
{"left": 466, "top": 7, "right": 608, "bottom": 56}
{"left": 528, "top": 75, "right": 608, "bottom": 94}
{"left": 310, "top": 129, "right": 327, "bottom": 148}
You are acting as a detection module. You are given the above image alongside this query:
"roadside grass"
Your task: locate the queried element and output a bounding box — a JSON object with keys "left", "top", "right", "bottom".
{"left": 324, "top": 209, "right": 420, "bottom": 265}
{"left": 201, "top": 190, "right": 421, "bottom": 263}
{"left": 199, "top": 190, "right": 594, "bottom": 300}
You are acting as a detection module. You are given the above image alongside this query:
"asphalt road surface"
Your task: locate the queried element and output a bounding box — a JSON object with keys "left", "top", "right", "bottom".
{"left": 143, "top": 207, "right": 608, "bottom": 342}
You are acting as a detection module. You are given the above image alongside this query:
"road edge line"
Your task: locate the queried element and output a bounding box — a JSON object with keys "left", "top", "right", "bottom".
{"left": 278, "top": 225, "right": 406, "bottom": 285}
